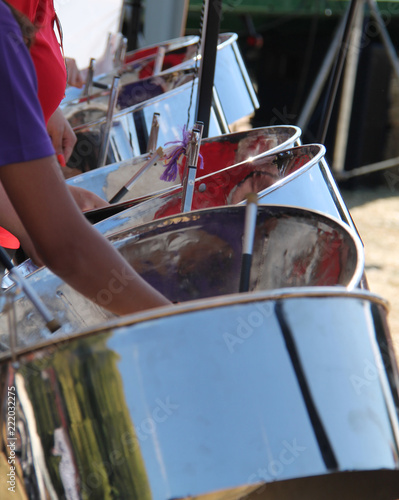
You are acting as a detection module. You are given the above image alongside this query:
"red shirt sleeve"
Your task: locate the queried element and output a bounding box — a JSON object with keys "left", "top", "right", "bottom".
{"left": 8, "top": 0, "right": 67, "bottom": 123}
{"left": 7, "top": 0, "right": 37, "bottom": 19}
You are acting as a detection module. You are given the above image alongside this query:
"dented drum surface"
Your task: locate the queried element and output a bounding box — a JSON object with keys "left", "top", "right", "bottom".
{"left": 1, "top": 289, "right": 398, "bottom": 499}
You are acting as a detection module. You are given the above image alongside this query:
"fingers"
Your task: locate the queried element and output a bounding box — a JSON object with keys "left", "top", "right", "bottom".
{"left": 57, "top": 154, "right": 66, "bottom": 167}
{"left": 61, "top": 118, "right": 77, "bottom": 162}
{"left": 65, "top": 57, "right": 84, "bottom": 88}
{"left": 88, "top": 193, "right": 110, "bottom": 210}
{"left": 47, "top": 114, "right": 63, "bottom": 156}
{"left": 47, "top": 108, "right": 77, "bottom": 163}
{"left": 68, "top": 185, "right": 110, "bottom": 211}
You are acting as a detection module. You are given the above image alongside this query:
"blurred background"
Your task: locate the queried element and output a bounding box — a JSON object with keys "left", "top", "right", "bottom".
{"left": 57, "top": 1, "right": 399, "bottom": 179}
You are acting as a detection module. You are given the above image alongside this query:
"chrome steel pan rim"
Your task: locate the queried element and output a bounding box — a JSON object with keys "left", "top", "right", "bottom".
{"left": 0, "top": 286, "right": 387, "bottom": 363}
{"left": 236, "top": 143, "right": 326, "bottom": 203}
{"left": 68, "top": 285, "right": 391, "bottom": 339}
{"left": 124, "top": 34, "right": 200, "bottom": 61}
{"left": 105, "top": 203, "right": 365, "bottom": 290}
{"left": 71, "top": 76, "right": 197, "bottom": 131}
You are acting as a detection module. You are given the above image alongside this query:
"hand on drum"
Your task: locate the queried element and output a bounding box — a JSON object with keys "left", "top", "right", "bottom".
{"left": 68, "top": 185, "right": 110, "bottom": 212}
{"left": 65, "top": 57, "right": 84, "bottom": 88}
{"left": 47, "top": 107, "right": 77, "bottom": 164}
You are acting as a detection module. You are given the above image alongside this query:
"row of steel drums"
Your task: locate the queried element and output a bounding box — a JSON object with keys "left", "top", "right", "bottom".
{"left": 1, "top": 33, "right": 399, "bottom": 499}
{"left": 62, "top": 33, "right": 258, "bottom": 171}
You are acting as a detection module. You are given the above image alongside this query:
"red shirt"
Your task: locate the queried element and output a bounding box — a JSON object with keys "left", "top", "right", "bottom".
{"left": 9, "top": 0, "right": 67, "bottom": 123}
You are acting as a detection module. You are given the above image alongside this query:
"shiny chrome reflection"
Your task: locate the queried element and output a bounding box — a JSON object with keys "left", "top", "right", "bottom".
{"left": 66, "top": 74, "right": 227, "bottom": 173}
{"left": 62, "top": 34, "right": 201, "bottom": 104}
{"left": 66, "top": 126, "right": 302, "bottom": 203}
{"left": 62, "top": 33, "right": 259, "bottom": 173}
{"left": 1, "top": 288, "right": 398, "bottom": 499}
{"left": 0, "top": 205, "right": 364, "bottom": 348}
{"left": 63, "top": 67, "right": 196, "bottom": 129}
{"left": 62, "top": 33, "right": 258, "bottom": 126}
{"left": 90, "top": 144, "right": 355, "bottom": 239}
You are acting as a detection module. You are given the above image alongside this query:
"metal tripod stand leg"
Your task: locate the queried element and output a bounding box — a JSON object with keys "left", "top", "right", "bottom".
{"left": 296, "top": 10, "right": 348, "bottom": 132}
{"left": 332, "top": 1, "right": 365, "bottom": 173}
{"left": 296, "top": 0, "right": 362, "bottom": 142}
{"left": 367, "top": 0, "right": 399, "bottom": 81}
{"left": 335, "top": 0, "right": 399, "bottom": 178}
{"left": 298, "top": 0, "right": 399, "bottom": 179}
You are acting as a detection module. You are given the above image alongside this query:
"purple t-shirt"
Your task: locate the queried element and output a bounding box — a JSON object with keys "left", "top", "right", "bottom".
{"left": 0, "top": 1, "right": 54, "bottom": 167}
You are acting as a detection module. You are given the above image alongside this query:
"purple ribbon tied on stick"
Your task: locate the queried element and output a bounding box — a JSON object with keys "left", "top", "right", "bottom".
{"left": 160, "top": 125, "right": 204, "bottom": 182}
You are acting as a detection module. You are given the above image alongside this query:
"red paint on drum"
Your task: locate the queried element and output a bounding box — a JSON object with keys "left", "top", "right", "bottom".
{"left": 198, "top": 141, "right": 238, "bottom": 178}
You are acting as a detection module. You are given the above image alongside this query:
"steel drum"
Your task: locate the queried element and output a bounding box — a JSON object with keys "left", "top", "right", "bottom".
{"left": 66, "top": 126, "right": 302, "bottom": 202}
{"left": 123, "top": 34, "right": 198, "bottom": 67}
{"left": 66, "top": 71, "right": 228, "bottom": 172}
{"left": 63, "top": 33, "right": 259, "bottom": 172}
{"left": 0, "top": 205, "right": 364, "bottom": 349}
{"left": 62, "top": 33, "right": 258, "bottom": 126}
{"left": 89, "top": 144, "right": 355, "bottom": 239}
{"left": 1, "top": 288, "right": 398, "bottom": 499}
{"left": 62, "top": 34, "right": 200, "bottom": 104}
{"left": 63, "top": 67, "right": 197, "bottom": 129}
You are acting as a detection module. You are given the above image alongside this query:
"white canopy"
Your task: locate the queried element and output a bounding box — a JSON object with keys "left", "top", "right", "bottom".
{"left": 54, "top": 0, "right": 123, "bottom": 69}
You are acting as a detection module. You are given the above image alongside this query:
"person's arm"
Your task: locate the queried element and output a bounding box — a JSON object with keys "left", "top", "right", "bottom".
{"left": 0, "top": 154, "right": 171, "bottom": 315}
{"left": 0, "top": 180, "right": 109, "bottom": 262}
{"left": 0, "top": 181, "right": 42, "bottom": 264}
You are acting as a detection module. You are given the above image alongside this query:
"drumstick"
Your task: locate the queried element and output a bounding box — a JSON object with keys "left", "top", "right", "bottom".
{"left": 239, "top": 193, "right": 258, "bottom": 293}
{"left": 153, "top": 46, "right": 166, "bottom": 75}
{"left": 92, "top": 81, "right": 109, "bottom": 90}
{"left": 82, "top": 57, "right": 96, "bottom": 98}
{"left": 97, "top": 75, "right": 121, "bottom": 169}
{"left": 109, "top": 146, "right": 164, "bottom": 204}
{"left": 0, "top": 247, "right": 61, "bottom": 333}
{"left": 147, "top": 112, "right": 160, "bottom": 153}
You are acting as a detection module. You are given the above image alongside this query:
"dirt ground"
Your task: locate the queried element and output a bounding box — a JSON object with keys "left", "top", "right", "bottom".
{"left": 340, "top": 186, "right": 399, "bottom": 358}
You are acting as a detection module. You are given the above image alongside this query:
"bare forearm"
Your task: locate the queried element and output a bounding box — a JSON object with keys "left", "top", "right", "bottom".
{"left": 0, "top": 182, "right": 43, "bottom": 264}
{"left": 0, "top": 156, "right": 171, "bottom": 315}
{"left": 47, "top": 223, "right": 171, "bottom": 314}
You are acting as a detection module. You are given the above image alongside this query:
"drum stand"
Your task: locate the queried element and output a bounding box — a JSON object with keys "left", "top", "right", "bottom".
{"left": 195, "top": 0, "right": 222, "bottom": 137}
{"left": 297, "top": 0, "right": 399, "bottom": 179}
